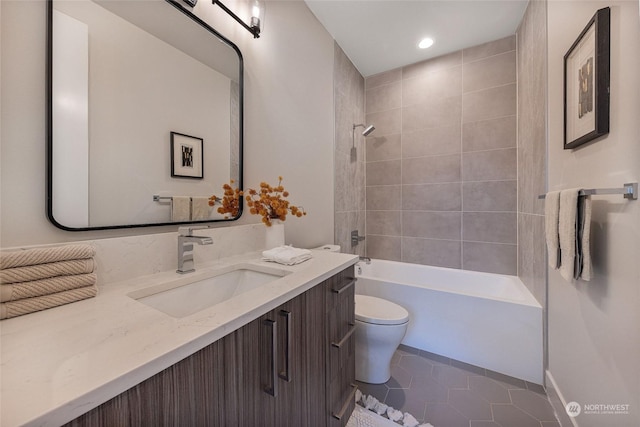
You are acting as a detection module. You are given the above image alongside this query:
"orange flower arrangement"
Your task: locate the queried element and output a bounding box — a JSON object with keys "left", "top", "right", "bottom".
{"left": 209, "top": 180, "right": 242, "bottom": 219}
{"left": 211, "top": 177, "right": 306, "bottom": 226}
{"left": 245, "top": 176, "right": 306, "bottom": 226}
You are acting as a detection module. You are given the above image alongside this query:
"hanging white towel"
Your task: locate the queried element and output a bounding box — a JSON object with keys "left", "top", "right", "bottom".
{"left": 577, "top": 196, "right": 593, "bottom": 281}
{"left": 171, "top": 196, "right": 191, "bottom": 222}
{"left": 558, "top": 189, "right": 580, "bottom": 282}
{"left": 191, "top": 197, "right": 211, "bottom": 221}
{"left": 262, "top": 245, "right": 312, "bottom": 265}
{"left": 544, "top": 191, "right": 561, "bottom": 269}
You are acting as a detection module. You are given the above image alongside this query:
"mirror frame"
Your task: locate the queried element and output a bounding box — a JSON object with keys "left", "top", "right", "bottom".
{"left": 46, "top": 0, "right": 244, "bottom": 231}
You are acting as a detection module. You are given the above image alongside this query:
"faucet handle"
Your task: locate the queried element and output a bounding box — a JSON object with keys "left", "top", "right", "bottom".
{"left": 178, "top": 225, "right": 209, "bottom": 236}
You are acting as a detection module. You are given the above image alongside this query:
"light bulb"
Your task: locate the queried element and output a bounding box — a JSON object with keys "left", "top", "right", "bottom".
{"left": 418, "top": 38, "right": 434, "bottom": 49}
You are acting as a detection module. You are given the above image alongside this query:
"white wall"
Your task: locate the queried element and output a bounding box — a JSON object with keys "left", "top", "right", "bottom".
{"left": 52, "top": 10, "right": 90, "bottom": 228}
{"left": 0, "top": 0, "right": 335, "bottom": 249}
{"left": 547, "top": 1, "right": 640, "bottom": 426}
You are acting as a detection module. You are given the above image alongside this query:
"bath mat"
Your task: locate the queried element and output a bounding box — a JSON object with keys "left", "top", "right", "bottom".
{"left": 349, "top": 391, "right": 435, "bottom": 427}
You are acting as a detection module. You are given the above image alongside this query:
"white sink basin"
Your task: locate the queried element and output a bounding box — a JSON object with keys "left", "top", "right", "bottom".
{"left": 128, "top": 264, "right": 290, "bottom": 318}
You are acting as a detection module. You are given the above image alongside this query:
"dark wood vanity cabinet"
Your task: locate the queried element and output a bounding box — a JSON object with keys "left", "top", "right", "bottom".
{"left": 238, "top": 288, "right": 322, "bottom": 427}
{"left": 64, "top": 266, "right": 356, "bottom": 427}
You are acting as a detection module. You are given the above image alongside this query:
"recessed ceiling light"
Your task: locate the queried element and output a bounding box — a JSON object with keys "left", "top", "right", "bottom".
{"left": 418, "top": 38, "right": 434, "bottom": 49}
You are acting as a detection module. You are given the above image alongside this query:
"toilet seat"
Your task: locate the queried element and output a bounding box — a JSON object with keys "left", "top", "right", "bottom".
{"left": 355, "top": 295, "right": 409, "bottom": 325}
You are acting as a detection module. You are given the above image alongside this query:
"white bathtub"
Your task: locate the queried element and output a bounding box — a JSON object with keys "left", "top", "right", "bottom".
{"left": 355, "top": 259, "right": 543, "bottom": 384}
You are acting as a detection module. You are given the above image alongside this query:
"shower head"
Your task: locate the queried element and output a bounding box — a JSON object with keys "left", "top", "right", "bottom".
{"left": 362, "top": 125, "right": 375, "bottom": 136}
{"left": 353, "top": 123, "right": 376, "bottom": 136}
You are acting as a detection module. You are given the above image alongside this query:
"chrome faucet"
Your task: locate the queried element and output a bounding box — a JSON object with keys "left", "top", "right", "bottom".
{"left": 177, "top": 226, "right": 213, "bottom": 274}
{"left": 359, "top": 256, "right": 371, "bottom": 264}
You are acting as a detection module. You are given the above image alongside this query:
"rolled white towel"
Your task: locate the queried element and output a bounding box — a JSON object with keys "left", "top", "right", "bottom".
{"left": 387, "top": 408, "right": 403, "bottom": 422}
{"left": 262, "top": 245, "right": 313, "bottom": 266}
{"left": 403, "top": 413, "right": 419, "bottom": 427}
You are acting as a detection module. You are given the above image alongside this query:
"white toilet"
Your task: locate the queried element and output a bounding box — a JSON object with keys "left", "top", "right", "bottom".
{"left": 354, "top": 294, "right": 409, "bottom": 384}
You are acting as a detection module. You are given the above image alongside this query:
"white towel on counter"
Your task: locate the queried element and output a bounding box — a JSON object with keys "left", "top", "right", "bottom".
{"left": 171, "top": 196, "right": 191, "bottom": 222}
{"left": 262, "top": 246, "right": 313, "bottom": 265}
{"left": 544, "top": 191, "right": 561, "bottom": 269}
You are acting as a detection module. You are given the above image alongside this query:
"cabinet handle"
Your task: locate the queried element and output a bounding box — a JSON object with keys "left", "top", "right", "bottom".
{"left": 263, "top": 319, "right": 278, "bottom": 397}
{"left": 332, "top": 278, "right": 356, "bottom": 294}
{"left": 278, "top": 310, "right": 292, "bottom": 382}
{"left": 331, "top": 323, "right": 356, "bottom": 348}
{"left": 332, "top": 383, "right": 358, "bottom": 420}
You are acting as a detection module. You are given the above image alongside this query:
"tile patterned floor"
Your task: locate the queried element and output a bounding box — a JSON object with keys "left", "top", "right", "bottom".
{"left": 356, "top": 345, "right": 563, "bottom": 427}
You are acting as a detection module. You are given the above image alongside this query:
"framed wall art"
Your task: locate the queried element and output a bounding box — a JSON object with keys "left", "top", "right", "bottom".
{"left": 564, "top": 7, "right": 610, "bottom": 149}
{"left": 171, "top": 132, "right": 203, "bottom": 179}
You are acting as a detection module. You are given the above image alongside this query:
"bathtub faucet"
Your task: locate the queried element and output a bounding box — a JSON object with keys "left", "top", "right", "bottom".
{"left": 177, "top": 226, "right": 213, "bottom": 274}
{"left": 359, "top": 256, "right": 371, "bottom": 264}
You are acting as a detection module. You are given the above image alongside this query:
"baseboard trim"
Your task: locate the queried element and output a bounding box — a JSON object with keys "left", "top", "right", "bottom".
{"left": 546, "top": 370, "right": 579, "bottom": 427}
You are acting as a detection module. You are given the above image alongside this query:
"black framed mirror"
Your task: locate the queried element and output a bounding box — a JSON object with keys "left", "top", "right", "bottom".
{"left": 47, "top": 0, "right": 243, "bottom": 231}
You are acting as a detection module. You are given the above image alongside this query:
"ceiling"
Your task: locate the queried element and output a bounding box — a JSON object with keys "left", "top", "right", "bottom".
{"left": 304, "top": 0, "right": 528, "bottom": 77}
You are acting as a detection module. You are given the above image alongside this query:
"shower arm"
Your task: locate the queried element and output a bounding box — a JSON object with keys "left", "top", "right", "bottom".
{"left": 351, "top": 123, "right": 375, "bottom": 149}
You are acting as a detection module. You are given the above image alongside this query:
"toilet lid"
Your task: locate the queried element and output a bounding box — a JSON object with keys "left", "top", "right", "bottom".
{"left": 355, "top": 295, "right": 409, "bottom": 325}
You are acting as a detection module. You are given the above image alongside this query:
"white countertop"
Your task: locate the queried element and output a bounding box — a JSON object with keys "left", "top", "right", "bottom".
{"left": 0, "top": 250, "right": 358, "bottom": 427}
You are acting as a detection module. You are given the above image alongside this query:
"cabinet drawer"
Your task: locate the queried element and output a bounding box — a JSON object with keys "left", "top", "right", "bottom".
{"left": 326, "top": 265, "right": 356, "bottom": 425}
{"left": 327, "top": 287, "right": 355, "bottom": 382}
{"left": 328, "top": 352, "right": 357, "bottom": 427}
{"left": 326, "top": 266, "right": 355, "bottom": 312}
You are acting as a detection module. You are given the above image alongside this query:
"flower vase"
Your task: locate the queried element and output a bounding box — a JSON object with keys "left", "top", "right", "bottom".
{"left": 265, "top": 220, "right": 285, "bottom": 249}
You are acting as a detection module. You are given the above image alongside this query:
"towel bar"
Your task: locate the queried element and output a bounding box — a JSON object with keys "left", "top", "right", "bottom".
{"left": 153, "top": 195, "right": 221, "bottom": 202}
{"left": 537, "top": 182, "right": 637, "bottom": 200}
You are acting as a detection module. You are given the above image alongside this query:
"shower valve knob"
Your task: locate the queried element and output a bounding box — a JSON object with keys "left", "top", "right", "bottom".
{"left": 351, "top": 230, "right": 365, "bottom": 246}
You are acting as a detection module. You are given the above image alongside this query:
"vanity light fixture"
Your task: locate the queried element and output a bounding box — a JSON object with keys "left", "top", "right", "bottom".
{"left": 418, "top": 37, "right": 434, "bottom": 49}
{"left": 212, "top": 0, "right": 262, "bottom": 38}
{"left": 250, "top": 0, "right": 262, "bottom": 31}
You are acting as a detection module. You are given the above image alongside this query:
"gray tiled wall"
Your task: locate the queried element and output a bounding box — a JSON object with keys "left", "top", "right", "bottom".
{"left": 517, "top": 0, "right": 547, "bottom": 307}
{"left": 334, "top": 43, "right": 366, "bottom": 256}
{"left": 364, "top": 36, "right": 518, "bottom": 275}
